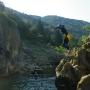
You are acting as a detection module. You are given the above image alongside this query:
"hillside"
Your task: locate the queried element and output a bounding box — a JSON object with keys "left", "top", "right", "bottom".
{"left": 42, "top": 15, "right": 90, "bottom": 38}
{"left": 0, "top": 2, "right": 90, "bottom": 76}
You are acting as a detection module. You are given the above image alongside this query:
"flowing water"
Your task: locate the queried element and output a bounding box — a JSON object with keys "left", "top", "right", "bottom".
{"left": 0, "top": 75, "right": 56, "bottom": 90}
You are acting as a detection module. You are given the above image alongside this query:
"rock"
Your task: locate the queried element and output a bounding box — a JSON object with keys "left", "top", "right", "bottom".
{"left": 59, "top": 62, "right": 79, "bottom": 82}
{"left": 55, "top": 35, "right": 90, "bottom": 90}
{"left": 55, "top": 59, "right": 66, "bottom": 77}
{"left": 55, "top": 75, "right": 77, "bottom": 90}
{"left": 77, "top": 74, "right": 90, "bottom": 90}
{"left": 78, "top": 40, "right": 90, "bottom": 70}
{"left": 73, "top": 65, "right": 89, "bottom": 81}
{"left": 0, "top": 13, "right": 21, "bottom": 75}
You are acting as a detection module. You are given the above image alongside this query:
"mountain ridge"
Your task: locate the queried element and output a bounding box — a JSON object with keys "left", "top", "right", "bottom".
{"left": 0, "top": 2, "right": 90, "bottom": 76}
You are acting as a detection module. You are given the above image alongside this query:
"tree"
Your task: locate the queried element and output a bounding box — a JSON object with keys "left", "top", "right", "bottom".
{"left": 83, "top": 25, "right": 90, "bottom": 31}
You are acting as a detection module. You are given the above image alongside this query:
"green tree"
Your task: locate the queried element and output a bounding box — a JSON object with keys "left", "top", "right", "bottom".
{"left": 78, "top": 35, "right": 88, "bottom": 46}
{"left": 83, "top": 25, "right": 90, "bottom": 31}
{"left": 54, "top": 46, "right": 65, "bottom": 54}
{"left": 8, "top": 14, "right": 31, "bottom": 40}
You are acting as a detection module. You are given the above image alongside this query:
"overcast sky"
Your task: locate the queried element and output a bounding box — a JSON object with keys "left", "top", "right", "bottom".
{"left": 1, "top": 0, "right": 90, "bottom": 22}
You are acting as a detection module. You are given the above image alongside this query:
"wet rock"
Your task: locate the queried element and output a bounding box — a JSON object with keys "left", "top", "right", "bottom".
{"left": 77, "top": 74, "right": 90, "bottom": 90}
{"left": 55, "top": 59, "right": 66, "bottom": 77}
{"left": 55, "top": 75, "right": 77, "bottom": 90}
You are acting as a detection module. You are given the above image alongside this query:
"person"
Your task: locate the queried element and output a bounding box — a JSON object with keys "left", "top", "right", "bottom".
{"left": 63, "top": 34, "right": 69, "bottom": 49}
{"left": 55, "top": 24, "right": 70, "bottom": 49}
{"left": 56, "top": 24, "right": 68, "bottom": 35}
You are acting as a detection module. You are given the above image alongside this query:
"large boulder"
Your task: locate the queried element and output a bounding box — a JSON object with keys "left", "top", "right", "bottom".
{"left": 78, "top": 37, "right": 90, "bottom": 70}
{"left": 55, "top": 75, "right": 77, "bottom": 90}
{"left": 55, "top": 59, "right": 67, "bottom": 77}
{"left": 77, "top": 74, "right": 90, "bottom": 90}
{"left": 55, "top": 36, "right": 90, "bottom": 89}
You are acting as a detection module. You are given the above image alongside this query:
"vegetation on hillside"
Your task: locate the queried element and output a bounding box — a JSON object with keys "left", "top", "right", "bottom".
{"left": 0, "top": 2, "right": 90, "bottom": 76}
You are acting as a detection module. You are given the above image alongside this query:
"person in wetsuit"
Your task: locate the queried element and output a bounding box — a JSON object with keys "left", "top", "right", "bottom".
{"left": 55, "top": 24, "right": 70, "bottom": 49}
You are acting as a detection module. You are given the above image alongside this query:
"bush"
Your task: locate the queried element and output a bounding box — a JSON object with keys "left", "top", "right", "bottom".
{"left": 55, "top": 46, "right": 65, "bottom": 53}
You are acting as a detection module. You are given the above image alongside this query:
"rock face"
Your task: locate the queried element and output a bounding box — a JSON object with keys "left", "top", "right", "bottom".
{"left": 77, "top": 74, "right": 90, "bottom": 90}
{"left": 78, "top": 41, "right": 90, "bottom": 70}
{"left": 0, "top": 13, "right": 21, "bottom": 75}
{"left": 55, "top": 36, "right": 90, "bottom": 90}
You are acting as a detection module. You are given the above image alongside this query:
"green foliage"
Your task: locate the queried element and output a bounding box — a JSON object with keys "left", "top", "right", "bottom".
{"left": 70, "top": 36, "right": 78, "bottom": 47}
{"left": 50, "top": 30, "right": 63, "bottom": 46}
{"left": 8, "top": 14, "right": 33, "bottom": 41}
{"left": 54, "top": 46, "right": 65, "bottom": 53}
{"left": 81, "top": 36, "right": 88, "bottom": 42}
{"left": 31, "top": 19, "right": 46, "bottom": 42}
{"left": 42, "top": 16, "right": 90, "bottom": 39}
{"left": 78, "top": 35, "right": 88, "bottom": 46}
{"left": 83, "top": 25, "right": 90, "bottom": 31}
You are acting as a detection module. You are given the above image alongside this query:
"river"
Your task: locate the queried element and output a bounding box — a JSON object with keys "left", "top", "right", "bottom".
{"left": 0, "top": 75, "right": 56, "bottom": 90}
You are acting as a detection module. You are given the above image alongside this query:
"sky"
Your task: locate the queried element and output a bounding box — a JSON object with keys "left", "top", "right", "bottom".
{"left": 1, "top": 0, "right": 90, "bottom": 22}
